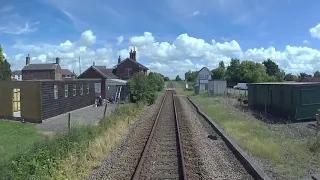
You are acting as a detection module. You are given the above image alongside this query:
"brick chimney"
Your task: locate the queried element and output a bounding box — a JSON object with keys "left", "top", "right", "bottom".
{"left": 55, "top": 57, "right": 60, "bottom": 64}
{"left": 129, "top": 49, "right": 133, "bottom": 59}
{"left": 93, "top": 61, "right": 95, "bottom": 66}
{"left": 25, "top": 54, "right": 30, "bottom": 65}
{"left": 118, "top": 55, "right": 121, "bottom": 64}
{"left": 132, "top": 47, "right": 136, "bottom": 61}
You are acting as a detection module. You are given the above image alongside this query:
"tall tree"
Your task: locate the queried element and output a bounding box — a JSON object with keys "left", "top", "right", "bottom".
{"left": 212, "top": 61, "right": 226, "bottom": 80}
{"left": 184, "top": 70, "right": 197, "bottom": 82}
{"left": 226, "top": 58, "right": 241, "bottom": 84}
{"left": 239, "top": 60, "right": 269, "bottom": 83}
{"left": 262, "top": 59, "right": 280, "bottom": 76}
{"left": 284, "top": 73, "right": 298, "bottom": 81}
{"left": 0, "top": 45, "right": 11, "bottom": 81}
{"left": 175, "top": 75, "right": 182, "bottom": 81}
{"left": 299, "top": 72, "right": 312, "bottom": 78}
{"left": 314, "top": 71, "right": 320, "bottom": 77}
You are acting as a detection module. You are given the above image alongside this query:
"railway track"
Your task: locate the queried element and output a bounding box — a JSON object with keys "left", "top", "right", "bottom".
{"left": 131, "top": 90, "right": 186, "bottom": 180}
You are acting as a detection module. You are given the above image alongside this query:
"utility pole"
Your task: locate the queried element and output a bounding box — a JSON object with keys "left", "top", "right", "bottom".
{"left": 78, "top": 57, "right": 81, "bottom": 75}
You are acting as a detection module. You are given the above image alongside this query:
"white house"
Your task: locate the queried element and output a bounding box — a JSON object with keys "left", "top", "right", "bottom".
{"left": 195, "top": 67, "right": 212, "bottom": 91}
{"left": 11, "top": 70, "right": 22, "bottom": 81}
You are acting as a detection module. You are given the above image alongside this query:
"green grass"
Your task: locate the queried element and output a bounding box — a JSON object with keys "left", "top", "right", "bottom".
{"left": 176, "top": 82, "right": 320, "bottom": 180}
{"left": 0, "top": 102, "right": 148, "bottom": 180}
{"left": 0, "top": 120, "right": 44, "bottom": 162}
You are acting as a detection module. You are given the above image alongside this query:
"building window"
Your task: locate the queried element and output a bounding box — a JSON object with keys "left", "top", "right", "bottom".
{"left": 73, "top": 84, "right": 76, "bottom": 96}
{"left": 64, "top": 85, "right": 68, "bottom": 97}
{"left": 80, "top": 84, "right": 83, "bottom": 95}
{"left": 125, "top": 68, "right": 132, "bottom": 77}
{"left": 87, "top": 84, "right": 90, "bottom": 94}
{"left": 54, "top": 85, "right": 58, "bottom": 99}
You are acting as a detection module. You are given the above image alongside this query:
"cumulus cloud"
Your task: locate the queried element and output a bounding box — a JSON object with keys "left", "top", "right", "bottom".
{"left": 5, "top": 30, "right": 320, "bottom": 78}
{"left": 116, "top": 36, "right": 124, "bottom": 45}
{"left": 303, "top": 40, "right": 310, "bottom": 44}
{"left": 310, "top": 24, "right": 320, "bottom": 39}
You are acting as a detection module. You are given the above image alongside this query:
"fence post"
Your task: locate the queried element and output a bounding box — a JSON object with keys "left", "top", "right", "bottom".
{"left": 103, "top": 102, "right": 108, "bottom": 117}
{"left": 68, "top": 113, "right": 71, "bottom": 133}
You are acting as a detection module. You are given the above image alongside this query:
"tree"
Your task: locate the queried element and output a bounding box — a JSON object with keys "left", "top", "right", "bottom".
{"left": 0, "top": 45, "right": 11, "bottom": 81}
{"left": 262, "top": 59, "right": 280, "bottom": 76}
{"left": 314, "top": 71, "right": 320, "bottom": 77}
{"left": 148, "top": 72, "right": 165, "bottom": 91}
{"left": 284, "top": 73, "right": 298, "bottom": 81}
{"left": 127, "top": 73, "right": 156, "bottom": 105}
{"left": 239, "top": 60, "right": 269, "bottom": 83}
{"left": 184, "top": 70, "right": 197, "bottom": 82}
{"left": 175, "top": 75, "right": 182, "bottom": 81}
{"left": 212, "top": 61, "right": 226, "bottom": 80}
{"left": 164, "top": 77, "right": 170, "bottom": 81}
{"left": 299, "top": 72, "right": 312, "bottom": 78}
{"left": 226, "top": 58, "right": 241, "bottom": 84}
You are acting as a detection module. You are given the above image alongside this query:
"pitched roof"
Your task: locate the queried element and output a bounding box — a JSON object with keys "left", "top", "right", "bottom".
{"left": 11, "top": 70, "right": 21, "bottom": 76}
{"left": 197, "top": 67, "right": 213, "bottom": 76}
{"left": 92, "top": 66, "right": 119, "bottom": 79}
{"left": 61, "top": 69, "right": 73, "bottom": 76}
{"left": 118, "top": 58, "right": 149, "bottom": 70}
{"left": 299, "top": 77, "right": 320, "bottom": 82}
{"left": 22, "top": 63, "right": 58, "bottom": 71}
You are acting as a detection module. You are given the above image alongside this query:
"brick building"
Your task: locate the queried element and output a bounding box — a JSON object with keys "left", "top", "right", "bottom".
{"left": 22, "top": 54, "right": 62, "bottom": 80}
{"left": 61, "top": 69, "right": 76, "bottom": 80}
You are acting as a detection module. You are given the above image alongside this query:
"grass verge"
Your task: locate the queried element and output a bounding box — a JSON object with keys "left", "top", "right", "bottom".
{"left": 0, "top": 103, "right": 147, "bottom": 180}
{"left": 176, "top": 83, "right": 320, "bottom": 180}
{"left": 0, "top": 120, "right": 44, "bottom": 163}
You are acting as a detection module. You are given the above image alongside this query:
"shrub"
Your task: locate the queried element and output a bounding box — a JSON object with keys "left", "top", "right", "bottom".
{"left": 127, "top": 73, "right": 156, "bottom": 105}
{"left": 199, "top": 90, "right": 210, "bottom": 98}
{"left": 148, "top": 72, "right": 165, "bottom": 92}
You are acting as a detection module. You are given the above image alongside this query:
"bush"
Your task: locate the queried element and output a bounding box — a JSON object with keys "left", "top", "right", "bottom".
{"left": 127, "top": 73, "right": 156, "bottom": 105}
{"left": 199, "top": 90, "right": 210, "bottom": 98}
{"left": 148, "top": 72, "right": 165, "bottom": 92}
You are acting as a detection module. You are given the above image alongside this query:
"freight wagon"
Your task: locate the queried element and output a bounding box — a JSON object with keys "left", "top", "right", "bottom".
{"left": 248, "top": 82, "right": 320, "bottom": 121}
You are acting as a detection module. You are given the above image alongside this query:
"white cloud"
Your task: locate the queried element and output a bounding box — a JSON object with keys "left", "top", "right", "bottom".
{"left": 191, "top": 11, "right": 200, "bottom": 16}
{"left": 310, "top": 24, "right": 320, "bottom": 39}
{"left": 303, "top": 40, "right": 310, "bottom": 44}
{"left": 116, "top": 36, "right": 124, "bottom": 45}
{"left": 5, "top": 30, "right": 320, "bottom": 79}
{"left": 78, "top": 30, "right": 96, "bottom": 46}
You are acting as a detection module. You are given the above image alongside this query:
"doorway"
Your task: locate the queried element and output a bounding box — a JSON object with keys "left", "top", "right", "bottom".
{"left": 12, "top": 88, "right": 21, "bottom": 117}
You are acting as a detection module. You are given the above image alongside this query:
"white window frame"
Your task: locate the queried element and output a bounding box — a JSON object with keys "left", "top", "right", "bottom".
{"left": 64, "top": 85, "right": 68, "bottom": 97}
{"left": 125, "top": 68, "right": 132, "bottom": 77}
{"left": 54, "top": 85, "right": 58, "bottom": 99}
{"left": 80, "top": 84, "right": 83, "bottom": 95}
{"left": 73, "top": 84, "right": 76, "bottom": 96}
{"left": 87, "top": 84, "right": 90, "bottom": 94}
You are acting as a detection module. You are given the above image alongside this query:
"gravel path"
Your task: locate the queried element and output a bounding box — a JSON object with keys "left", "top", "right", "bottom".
{"left": 87, "top": 95, "right": 164, "bottom": 180}
{"left": 177, "top": 95, "right": 253, "bottom": 180}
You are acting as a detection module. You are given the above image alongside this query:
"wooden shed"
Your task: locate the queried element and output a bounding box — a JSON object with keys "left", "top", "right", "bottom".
{"left": 0, "top": 79, "right": 99, "bottom": 123}
{"left": 248, "top": 82, "right": 320, "bottom": 121}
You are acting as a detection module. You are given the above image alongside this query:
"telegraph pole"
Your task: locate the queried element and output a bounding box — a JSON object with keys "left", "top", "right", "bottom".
{"left": 78, "top": 57, "right": 81, "bottom": 75}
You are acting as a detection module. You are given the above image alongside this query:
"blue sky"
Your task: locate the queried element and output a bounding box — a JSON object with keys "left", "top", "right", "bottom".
{"left": 1, "top": 0, "right": 320, "bottom": 78}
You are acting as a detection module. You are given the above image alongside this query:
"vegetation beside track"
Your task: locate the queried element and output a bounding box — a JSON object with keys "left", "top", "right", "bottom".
{"left": 176, "top": 82, "right": 320, "bottom": 180}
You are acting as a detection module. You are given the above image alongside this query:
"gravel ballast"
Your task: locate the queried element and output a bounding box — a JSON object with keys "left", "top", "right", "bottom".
{"left": 87, "top": 95, "right": 164, "bottom": 180}
{"left": 177, "top": 95, "right": 253, "bottom": 180}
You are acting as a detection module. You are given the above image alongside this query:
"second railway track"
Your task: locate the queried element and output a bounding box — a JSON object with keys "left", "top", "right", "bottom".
{"left": 131, "top": 89, "right": 186, "bottom": 180}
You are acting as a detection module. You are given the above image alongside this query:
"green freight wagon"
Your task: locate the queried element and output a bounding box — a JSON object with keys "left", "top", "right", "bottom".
{"left": 248, "top": 82, "right": 320, "bottom": 121}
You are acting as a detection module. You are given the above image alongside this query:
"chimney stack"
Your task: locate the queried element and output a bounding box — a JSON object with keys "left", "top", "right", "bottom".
{"left": 55, "top": 57, "right": 60, "bottom": 64}
{"left": 132, "top": 47, "right": 136, "bottom": 61}
{"left": 118, "top": 55, "right": 121, "bottom": 64}
{"left": 93, "top": 61, "right": 95, "bottom": 66}
{"left": 129, "top": 49, "right": 133, "bottom": 59}
{"left": 26, "top": 54, "right": 30, "bottom": 65}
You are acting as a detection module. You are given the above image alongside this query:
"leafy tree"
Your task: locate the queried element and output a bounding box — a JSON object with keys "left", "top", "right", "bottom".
{"left": 164, "top": 77, "right": 170, "bottom": 81}
{"left": 0, "top": 45, "right": 11, "bottom": 81}
{"left": 212, "top": 61, "right": 226, "bottom": 80}
{"left": 226, "top": 58, "right": 241, "bottom": 84}
{"left": 184, "top": 70, "right": 197, "bottom": 82}
{"left": 148, "top": 72, "right": 165, "bottom": 91}
{"left": 127, "top": 73, "right": 156, "bottom": 105}
{"left": 175, "top": 75, "right": 182, "bottom": 81}
{"left": 299, "top": 72, "right": 312, "bottom": 78}
{"left": 239, "top": 60, "right": 269, "bottom": 83}
{"left": 262, "top": 59, "right": 280, "bottom": 76}
{"left": 314, "top": 71, "right": 320, "bottom": 77}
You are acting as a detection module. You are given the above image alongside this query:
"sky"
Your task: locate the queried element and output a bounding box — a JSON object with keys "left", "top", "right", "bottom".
{"left": 1, "top": 0, "right": 320, "bottom": 79}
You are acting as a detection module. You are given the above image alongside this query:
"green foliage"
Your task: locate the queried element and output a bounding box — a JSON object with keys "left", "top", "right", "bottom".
{"left": 127, "top": 72, "right": 156, "bottom": 105}
{"left": 212, "top": 61, "right": 226, "bottom": 80}
{"left": 148, "top": 72, "right": 165, "bottom": 91}
{"left": 299, "top": 72, "right": 312, "bottom": 78}
{"left": 285, "top": 73, "right": 298, "bottom": 81}
{"left": 0, "top": 45, "right": 11, "bottom": 81}
{"left": 239, "top": 60, "right": 269, "bottom": 83}
{"left": 184, "top": 70, "right": 197, "bottom": 82}
{"left": 199, "top": 90, "right": 210, "bottom": 98}
{"left": 226, "top": 58, "right": 241, "bottom": 84}
{"left": 0, "top": 104, "right": 144, "bottom": 179}
{"left": 314, "top": 71, "right": 320, "bottom": 78}
{"left": 263, "top": 59, "right": 280, "bottom": 76}
{"left": 175, "top": 75, "right": 182, "bottom": 81}
{"left": 164, "top": 77, "right": 170, "bottom": 81}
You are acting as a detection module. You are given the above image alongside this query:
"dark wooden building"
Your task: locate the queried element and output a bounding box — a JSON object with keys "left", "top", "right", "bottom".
{"left": 22, "top": 54, "right": 62, "bottom": 80}
{"left": 61, "top": 69, "right": 76, "bottom": 80}
{"left": 0, "top": 79, "right": 99, "bottom": 123}
{"left": 114, "top": 48, "right": 149, "bottom": 80}
{"left": 78, "top": 65, "right": 119, "bottom": 99}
